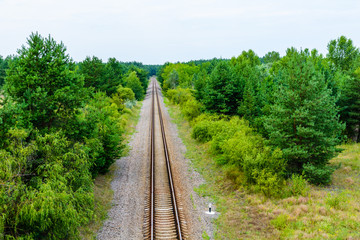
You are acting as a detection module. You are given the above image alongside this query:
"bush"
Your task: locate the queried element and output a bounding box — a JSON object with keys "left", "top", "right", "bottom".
{"left": 181, "top": 98, "right": 202, "bottom": 121}
{"left": 325, "top": 191, "right": 348, "bottom": 210}
{"left": 271, "top": 213, "right": 289, "bottom": 229}
{"left": 223, "top": 164, "right": 245, "bottom": 186}
{"left": 77, "top": 92, "right": 125, "bottom": 177}
{"left": 284, "top": 174, "right": 310, "bottom": 197}
{"left": 124, "top": 99, "right": 137, "bottom": 109}
{"left": 252, "top": 169, "right": 284, "bottom": 197}
{"left": 166, "top": 88, "right": 193, "bottom": 105}
{"left": 191, "top": 120, "right": 213, "bottom": 143}
{"left": 303, "top": 163, "right": 335, "bottom": 185}
{"left": 191, "top": 114, "right": 286, "bottom": 196}
{"left": 219, "top": 122, "right": 263, "bottom": 166}
{"left": 111, "top": 86, "right": 135, "bottom": 111}
{"left": 243, "top": 148, "right": 285, "bottom": 197}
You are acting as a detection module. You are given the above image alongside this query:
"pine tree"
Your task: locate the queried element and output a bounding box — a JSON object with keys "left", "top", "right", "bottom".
{"left": 238, "top": 79, "right": 257, "bottom": 122}
{"left": 327, "top": 36, "right": 360, "bottom": 141}
{"left": 78, "top": 56, "right": 106, "bottom": 90}
{"left": 4, "top": 33, "right": 85, "bottom": 132}
{"left": 339, "top": 67, "right": 360, "bottom": 141}
{"left": 203, "top": 61, "right": 240, "bottom": 115}
{"left": 265, "top": 48, "right": 344, "bottom": 181}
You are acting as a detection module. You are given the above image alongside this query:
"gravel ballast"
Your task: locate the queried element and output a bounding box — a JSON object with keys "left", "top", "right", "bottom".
{"left": 97, "top": 78, "right": 214, "bottom": 239}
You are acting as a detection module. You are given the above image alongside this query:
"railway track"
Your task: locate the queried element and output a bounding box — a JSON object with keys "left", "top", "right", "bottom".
{"left": 143, "top": 80, "right": 188, "bottom": 240}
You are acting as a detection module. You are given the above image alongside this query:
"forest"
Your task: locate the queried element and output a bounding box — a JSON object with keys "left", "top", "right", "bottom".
{"left": 0, "top": 33, "right": 155, "bottom": 239}
{"left": 0, "top": 32, "right": 359, "bottom": 239}
{"left": 158, "top": 35, "right": 360, "bottom": 194}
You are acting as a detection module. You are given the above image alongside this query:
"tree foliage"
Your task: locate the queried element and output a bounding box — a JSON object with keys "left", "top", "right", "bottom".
{"left": 265, "top": 48, "right": 344, "bottom": 181}
{"left": 0, "top": 129, "right": 93, "bottom": 239}
{"left": 327, "top": 36, "right": 359, "bottom": 72}
{"left": 0, "top": 32, "right": 140, "bottom": 238}
{"left": 125, "top": 71, "right": 144, "bottom": 100}
{"left": 0, "top": 55, "right": 12, "bottom": 87}
{"left": 4, "top": 33, "right": 86, "bottom": 133}
{"left": 203, "top": 61, "right": 241, "bottom": 115}
{"left": 263, "top": 51, "right": 281, "bottom": 64}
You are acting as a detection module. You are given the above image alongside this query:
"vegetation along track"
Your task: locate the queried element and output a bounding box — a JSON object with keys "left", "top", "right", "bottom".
{"left": 143, "top": 80, "right": 188, "bottom": 239}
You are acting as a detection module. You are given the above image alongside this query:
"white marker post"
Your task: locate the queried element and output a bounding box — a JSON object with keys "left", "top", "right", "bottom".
{"left": 205, "top": 203, "right": 215, "bottom": 215}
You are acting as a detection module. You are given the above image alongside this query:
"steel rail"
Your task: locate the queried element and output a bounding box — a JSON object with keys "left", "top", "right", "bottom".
{"left": 150, "top": 81, "right": 155, "bottom": 240}
{"left": 154, "top": 82, "right": 183, "bottom": 240}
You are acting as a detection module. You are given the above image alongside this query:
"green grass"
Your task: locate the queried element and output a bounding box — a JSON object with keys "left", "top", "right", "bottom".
{"left": 79, "top": 102, "right": 142, "bottom": 239}
{"left": 166, "top": 101, "right": 360, "bottom": 240}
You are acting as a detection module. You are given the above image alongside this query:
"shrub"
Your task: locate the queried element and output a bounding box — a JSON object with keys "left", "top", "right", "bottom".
{"left": 223, "top": 164, "right": 244, "bottom": 186}
{"left": 325, "top": 191, "right": 348, "bottom": 210}
{"left": 166, "top": 88, "right": 193, "bottom": 105}
{"left": 243, "top": 148, "right": 285, "bottom": 197}
{"left": 243, "top": 148, "right": 285, "bottom": 183}
{"left": 191, "top": 115, "right": 232, "bottom": 143}
{"left": 77, "top": 92, "right": 125, "bottom": 177}
{"left": 220, "top": 122, "right": 263, "bottom": 166}
{"left": 181, "top": 98, "right": 202, "bottom": 121}
{"left": 284, "top": 174, "right": 310, "bottom": 197}
{"left": 252, "top": 169, "right": 284, "bottom": 197}
{"left": 111, "top": 86, "right": 135, "bottom": 111}
{"left": 191, "top": 120, "right": 213, "bottom": 143}
{"left": 271, "top": 213, "right": 289, "bottom": 229}
{"left": 303, "top": 163, "right": 335, "bottom": 185}
{"left": 124, "top": 99, "right": 137, "bottom": 109}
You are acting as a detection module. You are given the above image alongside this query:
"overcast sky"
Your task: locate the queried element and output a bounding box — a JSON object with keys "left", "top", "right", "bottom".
{"left": 0, "top": 0, "right": 359, "bottom": 64}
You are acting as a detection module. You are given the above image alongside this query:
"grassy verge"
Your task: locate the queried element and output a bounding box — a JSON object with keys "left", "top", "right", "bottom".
{"left": 80, "top": 102, "right": 142, "bottom": 239}
{"left": 166, "top": 100, "right": 360, "bottom": 240}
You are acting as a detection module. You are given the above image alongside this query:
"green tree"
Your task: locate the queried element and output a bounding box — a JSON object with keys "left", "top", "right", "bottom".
{"left": 238, "top": 79, "right": 258, "bottom": 122}
{"left": 265, "top": 48, "right": 344, "bottom": 182}
{"left": 125, "top": 71, "right": 144, "bottom": 100}
{"left": 78, "top": 56, "right": 106, "bottom": 90}
{"left": 203, "top": 61, "right": 241, "bottom": 115}
{"left": 327, "top": 36, "right": 360, "bottom": 141}
{"left": 163, "top": 69, "right": 179, "bottom": 91}
{"left": 4, "top": 33, "right": 85, "bottom": 133}
{"left": 128, "top": 66, "right": 149, "bottom": 92}
{"left": 103, "top": 57, "right": 125, "bottom": 96}
{"left": 327, "top": 36, "right": 359, "bottom": 72}
{"left": 0, "top": 129, "right": 93, "bottom": 239}
{"left": 0, "top": 55, "right": 10, "bottom": 87}
{"left": 230, "top": 50, "right": 262, "bottom": 108}
{"left": 77, "top": 92, "right": 125, "bottom": 176}
{"left": 339, "top": 67, "right": 360, "bottom": 141}
{"left": 263, "top": 51, "right": 281, "bottom": 64}
{"left": 111, "top": 85, "right": 135, "bottom": 110}
{"left": 193, "top": 69, "right": 208, "bottom": 102}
